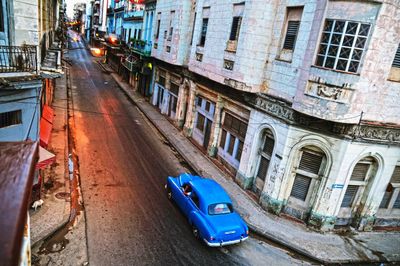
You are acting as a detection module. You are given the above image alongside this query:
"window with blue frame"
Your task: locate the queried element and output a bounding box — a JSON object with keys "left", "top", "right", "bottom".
{"left": 219, "top": 113, "right": 247, "bottom": 166}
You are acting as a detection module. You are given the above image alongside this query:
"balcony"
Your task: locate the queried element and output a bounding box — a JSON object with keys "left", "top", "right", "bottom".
{"left": 123, "top": 10, "right": 144, "bottom": 21}
{"left": 0, "top": 45, "right": 37, "bottom": 74}
{"left": 121, "top": 54, "right": 140, "bottom": 72}
{"left": 130, "top": 40, "right": 151, "bottom": 57}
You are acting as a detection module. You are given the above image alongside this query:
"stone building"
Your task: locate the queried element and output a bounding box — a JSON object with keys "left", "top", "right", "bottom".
{"left": 148, "top": 0, "right": 400, "bottom": 231}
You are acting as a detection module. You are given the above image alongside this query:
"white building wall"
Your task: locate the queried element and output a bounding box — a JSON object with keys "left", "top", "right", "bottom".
{"left": 151, "top": 0, "right": 193, "bottom": 66}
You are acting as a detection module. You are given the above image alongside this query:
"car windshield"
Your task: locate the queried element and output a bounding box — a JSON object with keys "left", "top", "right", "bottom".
{"left": 208, "top": 203, "right": 233, "bottom": 215}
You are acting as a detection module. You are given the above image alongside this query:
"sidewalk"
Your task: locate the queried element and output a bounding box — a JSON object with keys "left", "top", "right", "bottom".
{"left": 29, "top": 68, "right": 70, "bottom": 246}
{"left": 102, "top": 61, "right": 400, "bottom": 264}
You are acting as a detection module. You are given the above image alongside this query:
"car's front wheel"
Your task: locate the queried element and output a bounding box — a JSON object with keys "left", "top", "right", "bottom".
{"left": 192, "top": 225, "right": 200, "bottom": 240}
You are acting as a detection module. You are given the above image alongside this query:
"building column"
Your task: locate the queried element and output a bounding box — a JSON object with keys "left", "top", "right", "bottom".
{"left": 183, "top": 81, "right": 197, "bottom": 137}
{"left": 176, "top": 79, "right": 190, "bottom": 129}
{"left": 207, "top": 95, "right": 224, "bottom": 157}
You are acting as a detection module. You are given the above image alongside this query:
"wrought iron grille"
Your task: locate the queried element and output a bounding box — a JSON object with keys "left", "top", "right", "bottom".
{"left": 0, "top": 45, "right": 37, "bottom": 73}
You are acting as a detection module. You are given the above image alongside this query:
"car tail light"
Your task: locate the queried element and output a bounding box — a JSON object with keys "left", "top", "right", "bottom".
{"left": 246, "top": 229, "right": 249, "bottom": 235}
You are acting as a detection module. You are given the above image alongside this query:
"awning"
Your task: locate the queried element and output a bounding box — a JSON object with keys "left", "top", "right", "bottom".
{"left": 40, "top": 117, "right": 52, "bottom": 148}
{"left": 36, "top": 146, "right": 55, "bottom": 169}
{"left": 42, "top": 105, "right": 54, "bottom": 124}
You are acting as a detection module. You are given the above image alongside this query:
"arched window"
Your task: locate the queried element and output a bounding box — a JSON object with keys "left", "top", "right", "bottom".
{"left": 379, "top": 164, "right": 400, "bottom": 210}
{"left": 253, "top": 129, "right": 274, "bottom": 195}
{"left": 341, "top": 157, "right": 376, "bottom": 208}
{"left": 289, "top": 147, "right": 325, "bottom": 204}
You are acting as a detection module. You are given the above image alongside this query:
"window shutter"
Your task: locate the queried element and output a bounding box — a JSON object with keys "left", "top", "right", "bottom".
{"left": 350, "top": 163, "right": 369, "bottom": 181}
{"left": 219, "top": 129, "right": 227, "bottom": 148}
{"left": 390, "top": 166, "right": 400, "bottom": 183}
{"left": 341, "top": 185, "right": 358, "bottom": 207}
{"left": 257, "top": 156, "right": 270, "bottom": 181}
{"left": 298, "top": 151, "right": 323, "bottom": 175}
{"left": 290, "top": 174, "right": 311, "bottom": 201}
{"left": 379, "top": 191, "right": 392, "bottom": 208}
{"left": 262, "top": 136, "right": 274, "bottom": 156}
{"left": 229, "top": 16, "right": 242, "bottom": 41}
{"left": 283, "top": 21, "right": 300, "bottom": 50}
{"left": 392, "top": 44, "right": 400, "bottom": 68}
{"left": 393, "top": 193, "right": 400, "bottom": 209}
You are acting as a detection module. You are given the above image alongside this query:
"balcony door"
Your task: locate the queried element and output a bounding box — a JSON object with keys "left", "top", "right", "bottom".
{"left": 0, "top": 0, "right": 9, "bottom": 45}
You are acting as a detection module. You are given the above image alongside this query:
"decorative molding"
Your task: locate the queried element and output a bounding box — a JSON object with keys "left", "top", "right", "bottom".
{"left": 252, "top": 94, "right": 295, "bottom": 123}
{"left": 305, "top": 76, "right": 354, "bottom": 103}
{"left": 223, "top": 59, "right": 234, "bottom": 70}
{"left": 195, "top": 53, "right": 203, "bottom": 62}
{"left": 250, "top": 94, "right": 400, "bottom": 145}
{"left": 224, "top": 78, "right": 251, "bottom": 91}
{"left": 333, "top": 124, "right": 400, "bottom": 143}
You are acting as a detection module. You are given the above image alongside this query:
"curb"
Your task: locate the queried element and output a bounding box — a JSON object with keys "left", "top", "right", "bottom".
{"left": 32, "top": 65, "right": 71, "bottom": 248}
{"left": 108, "top": 67, "right": 390, "bottom": 265}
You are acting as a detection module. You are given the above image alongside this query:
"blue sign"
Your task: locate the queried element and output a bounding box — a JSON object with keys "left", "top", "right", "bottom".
{"left": 332, "top": 184, "right": 344, "bottom": 189}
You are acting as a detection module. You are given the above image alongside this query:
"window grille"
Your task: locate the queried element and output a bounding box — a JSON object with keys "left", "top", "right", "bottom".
{"left": 196, "top": 113, "right": 205, "bottom": 131}
{"left": 283, "top": 21, "right": 300, "bottom": 50}
{"left": 392, "top": 44, "right": 400, "bottom": 68}
{"left": 290, "top": 149, "right": 324, "bottom": 202}
{"left": 199, "top": 18, "right": 208, "bottom": 46}
{"left": 341, "top": 185, "right": 358, "bottom": 208}
{"left": 155, "top": 19, "right": 160, "bottom": 39}
{"left": 298, "top": 151, "right": 323, "bottom": 175}
{"left": 229, "top": 16, "right": 242, "bottom": 41}
{"left": 170, "top": 83, "right": 179, "bottom": 95}
{"left": 316, "top": 19, "right": 370, "bottom": 73}
{"left": 291, "top": 174, "right": 312, "bottom": 201}
{"left": 257, "top": 157, "right": 270, "bottom": 181}
{"left": 341, "top": 160, "right": 370, "bottom": 208}
{"left": 0, "top": 110, "right": 22, "bottom": 128}
{"left": 223, "top": 60, "right": 234, "bottom": 70}
{"left": 380, "top": 166, "right": 400, "bottom": 210}
{"left": 350, "top": 163, "right": 369, "bottom": 181}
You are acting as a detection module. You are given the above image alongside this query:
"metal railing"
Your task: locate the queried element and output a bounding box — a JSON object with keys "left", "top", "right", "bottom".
{"left": 130, "top": 41, "right": 151, "bottom": 57}
{"left": 0, "top": 45, "right": 37, "bottom": 73}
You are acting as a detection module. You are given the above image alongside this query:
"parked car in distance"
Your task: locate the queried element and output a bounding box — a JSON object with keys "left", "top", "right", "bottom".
{"left": 165, "top": 173, "right": 249, "bottom": 247}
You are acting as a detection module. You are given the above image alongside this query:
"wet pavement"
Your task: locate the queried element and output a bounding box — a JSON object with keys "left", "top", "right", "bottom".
{"left": 49, "top": 31, "right": 313, "bottom": 265}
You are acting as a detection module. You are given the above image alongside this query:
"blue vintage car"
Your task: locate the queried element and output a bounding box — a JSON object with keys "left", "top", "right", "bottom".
{"left": 165, "top": 173, "right": 249, "bottom": 247}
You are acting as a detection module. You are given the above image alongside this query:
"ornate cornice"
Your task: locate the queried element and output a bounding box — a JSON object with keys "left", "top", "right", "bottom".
{"left": 249, "top": 93, "right": 400, "bottom": 145}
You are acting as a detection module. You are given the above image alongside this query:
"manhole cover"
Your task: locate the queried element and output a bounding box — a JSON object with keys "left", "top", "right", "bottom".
{"left": 55, "top": 192, "right": 70, "bottom": 200}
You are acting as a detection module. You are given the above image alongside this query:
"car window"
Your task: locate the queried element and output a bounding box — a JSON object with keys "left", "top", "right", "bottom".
{"left": 190, "top": 192, "right": 200, "bottom": 209}
{"left": 208, "top": 203, "right": 233, "bottom": 215}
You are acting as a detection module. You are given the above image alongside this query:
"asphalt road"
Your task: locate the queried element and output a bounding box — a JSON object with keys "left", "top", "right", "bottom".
{"left": 66, "top": 31, "right": 311, "bottom": 266}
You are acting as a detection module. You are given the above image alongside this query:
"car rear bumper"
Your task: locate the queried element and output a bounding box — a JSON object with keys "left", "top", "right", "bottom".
{"left": 203, "top": 236, "right": 248, "bottom": 247}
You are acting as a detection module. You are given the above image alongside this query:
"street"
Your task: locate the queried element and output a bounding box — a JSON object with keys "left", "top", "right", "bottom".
{"left": 33, "top": 32, "right": 313, "bottom": 266}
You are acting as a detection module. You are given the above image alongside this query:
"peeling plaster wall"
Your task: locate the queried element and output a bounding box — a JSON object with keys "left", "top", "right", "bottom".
{"left": 0, "top": 85, "right": 41, "bottom": 141}
{"left": 239, "top": 108, "right": 400, "bottom": 226}
{"left": 13, "top": 0, "right": 40, "bottom": 45}
{"left": 188, "top": 0, "right": 279, "bottom": 93}
{"left": 292, "top": 0, "right": 400, "bottom": 124}
{"left": 151, "top": 0, "right": 193, "bottom": 66}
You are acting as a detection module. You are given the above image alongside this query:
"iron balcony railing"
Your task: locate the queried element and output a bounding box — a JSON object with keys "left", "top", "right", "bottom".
{"left": 130, "top": 41, "right": 151, "bottom": 57}
{"left": 0, "top": 45, "right": 37, "bottom": 73}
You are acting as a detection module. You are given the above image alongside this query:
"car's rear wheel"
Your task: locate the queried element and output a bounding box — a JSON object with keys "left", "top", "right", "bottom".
{"left": 166, "top": 185, "right": 172, "bottom": 201}
{"left": 192, "top": 225, "right": 200, "bottom": 240}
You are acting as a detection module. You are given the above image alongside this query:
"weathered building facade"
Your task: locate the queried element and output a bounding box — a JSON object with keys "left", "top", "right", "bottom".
{"left": 148, "top": 0, "right": 400, "bottom": 231}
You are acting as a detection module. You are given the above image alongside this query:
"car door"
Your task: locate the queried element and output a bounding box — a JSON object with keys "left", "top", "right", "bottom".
{"left": 174, "top": 184, "right": 190, "bottom": 213}
{"left": 186, "top": 191, "right": 200, "bottom": 216}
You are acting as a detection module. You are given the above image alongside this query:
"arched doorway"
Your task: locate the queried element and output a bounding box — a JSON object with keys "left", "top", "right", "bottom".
{"left": 337, "top": 156, "right": 378, "bottom": 227}
{"left": 285, "top": 146, "right": 327, "bottom": 220}
{"left": 253, "top": 129, "right": 275, "bottom": 196}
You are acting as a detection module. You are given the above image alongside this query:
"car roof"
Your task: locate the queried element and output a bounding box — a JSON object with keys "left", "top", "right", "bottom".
{"left": 190, "top": 178, "right": 232, "bottom": 206}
